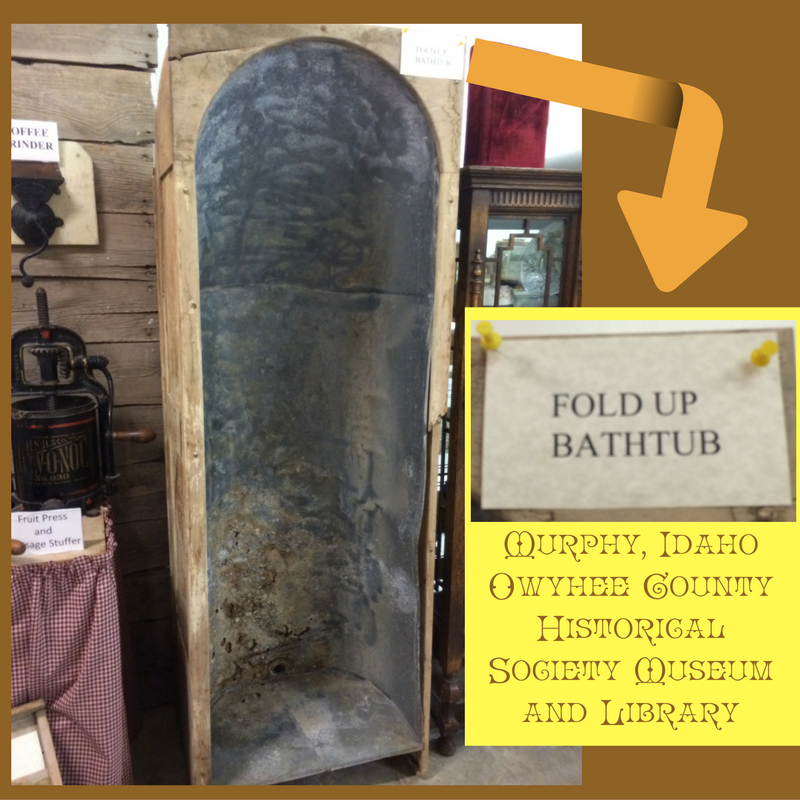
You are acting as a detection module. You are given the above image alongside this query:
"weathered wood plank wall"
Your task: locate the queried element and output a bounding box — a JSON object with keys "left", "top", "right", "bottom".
{"left": 11, "top": 24, "right": 174, "bottom": 708}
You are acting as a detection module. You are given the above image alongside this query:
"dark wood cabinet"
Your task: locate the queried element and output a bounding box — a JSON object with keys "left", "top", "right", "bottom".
{"left": 457, "top": 167, "right": 582, "bottom": 309}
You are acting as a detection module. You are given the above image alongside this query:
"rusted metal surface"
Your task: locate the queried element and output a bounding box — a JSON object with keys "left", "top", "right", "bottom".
{"left": 211, "top": 668, "right": 419, "bottom": 785}
{"left": 196, "top": 39, "right": 438, "bottom": 783}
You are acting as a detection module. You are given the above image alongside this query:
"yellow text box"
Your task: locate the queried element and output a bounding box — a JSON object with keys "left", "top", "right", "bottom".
{"left": 465, "top": 522, "right": 799, "bottom": 745}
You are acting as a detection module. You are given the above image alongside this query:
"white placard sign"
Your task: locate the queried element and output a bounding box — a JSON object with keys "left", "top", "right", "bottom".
{"left": 11, "top": 726, "right": 45, "bottom": 782}
{"left": 11, "top": 119, "right": 59, "bottom": 162}
{"left": 481, "top": 331, "right": 793, "bottom": 509}
{"left": 400, "top": 30, "right": 466, "bottom": 80}
{"left": 12, "top": 507, "right": 84, "bottom": 555}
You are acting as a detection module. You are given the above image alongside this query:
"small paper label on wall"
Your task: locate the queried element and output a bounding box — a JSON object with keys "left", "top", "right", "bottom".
{"left": 400, "top": 30, "right": 466, "bottom": 80}
{"left": 11, "top": 119, "right": 59, "bottom": 162}
{"left": 12, "top": 507, "right": 84, "bottom": 555}
{"left": 481, "top": 331, "right": 793, "bottom": 510}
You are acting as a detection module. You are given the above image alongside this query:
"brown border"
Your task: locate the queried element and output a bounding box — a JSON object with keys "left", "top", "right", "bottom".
{"left": 7, "top": 10, "right": 799, "bottom": 799}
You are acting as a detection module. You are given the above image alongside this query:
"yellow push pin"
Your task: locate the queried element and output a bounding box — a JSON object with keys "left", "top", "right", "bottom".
{"left": 477, "top": 321, "right": 502, "bottom": 351}
{"left": 751, "top": 340, "right": 779, "bottom": 367}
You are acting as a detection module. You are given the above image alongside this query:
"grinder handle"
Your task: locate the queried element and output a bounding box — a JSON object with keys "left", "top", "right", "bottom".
{"left": 12, "top": 539, "right": 26, "bottom": 556}
{"left": 112, "top": 427, "right": 157, "bottom": 444}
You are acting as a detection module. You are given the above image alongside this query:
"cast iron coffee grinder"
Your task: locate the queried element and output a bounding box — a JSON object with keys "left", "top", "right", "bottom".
{"left": 11, "top": 287, "right": 154, "bottom": 515}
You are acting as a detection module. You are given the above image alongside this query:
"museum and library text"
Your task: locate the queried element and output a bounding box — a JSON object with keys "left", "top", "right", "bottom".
{"left": 516, "top": 700, "right": 740, "bottom": 729}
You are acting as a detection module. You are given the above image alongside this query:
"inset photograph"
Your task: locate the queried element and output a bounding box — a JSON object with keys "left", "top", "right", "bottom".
{"left": 470, "top": 319, "right": 796, "bottom": 522}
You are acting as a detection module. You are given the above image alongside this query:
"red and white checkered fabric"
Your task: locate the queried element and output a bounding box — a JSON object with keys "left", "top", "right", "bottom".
{"left": 11, "top": 511, "right": 135, "bottom": 785}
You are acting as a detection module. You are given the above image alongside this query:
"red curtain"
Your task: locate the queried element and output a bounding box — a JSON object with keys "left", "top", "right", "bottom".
{"left": 464, "top": 48, "right": 550, "bottom": 168}
{"left": 12, "top": 509, "right": 139, "bottom": 785}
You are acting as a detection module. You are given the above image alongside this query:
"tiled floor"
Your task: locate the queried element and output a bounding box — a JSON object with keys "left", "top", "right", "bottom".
{"left": 131, "top": 704, "right": 582, "bottom": 786}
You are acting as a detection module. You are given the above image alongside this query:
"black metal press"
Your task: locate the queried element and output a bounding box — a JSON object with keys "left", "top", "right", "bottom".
{"left": 11, "top": 287, "right": 154, "bottom": 513}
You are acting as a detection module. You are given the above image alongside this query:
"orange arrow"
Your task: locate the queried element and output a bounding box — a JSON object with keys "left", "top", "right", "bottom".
{"left": 467, "top": 39, "right": 748, "bottom": 292}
